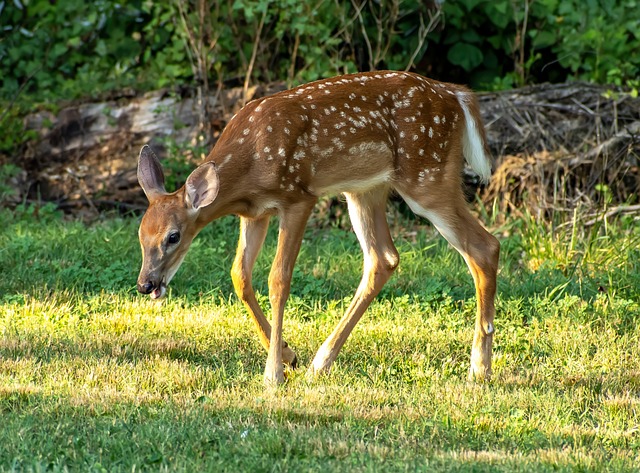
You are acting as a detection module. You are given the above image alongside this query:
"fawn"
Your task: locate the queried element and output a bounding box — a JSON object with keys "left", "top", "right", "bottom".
{"left": 136, "top": 71, "right": 499, "bottom": 386}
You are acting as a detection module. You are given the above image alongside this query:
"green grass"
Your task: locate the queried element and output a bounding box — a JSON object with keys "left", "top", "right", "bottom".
{"left": 1, "top": 204, "right": 639, "bottom": 472}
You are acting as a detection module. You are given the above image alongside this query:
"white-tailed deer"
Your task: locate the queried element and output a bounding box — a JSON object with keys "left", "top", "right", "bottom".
{"left": 136, "top": 71, "right": 499, "bottom": 386}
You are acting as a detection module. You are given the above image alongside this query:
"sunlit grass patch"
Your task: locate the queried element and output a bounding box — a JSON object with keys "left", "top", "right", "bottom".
{"left": 1, "top": 207, "right": 639, "bottom": 470}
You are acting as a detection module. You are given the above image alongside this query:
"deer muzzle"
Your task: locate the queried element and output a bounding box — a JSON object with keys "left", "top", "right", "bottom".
{"left": 137, "top": 276, "right": 166, "bottom": 299}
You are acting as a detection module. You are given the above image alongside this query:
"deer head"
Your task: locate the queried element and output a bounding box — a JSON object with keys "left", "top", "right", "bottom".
{"left": 136, "top": 145, "right": 219, "bottom": 299}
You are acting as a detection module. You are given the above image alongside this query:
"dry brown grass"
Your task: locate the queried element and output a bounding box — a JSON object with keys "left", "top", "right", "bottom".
{"left": 479, "top": 83, "right": 639, "bottom": 219}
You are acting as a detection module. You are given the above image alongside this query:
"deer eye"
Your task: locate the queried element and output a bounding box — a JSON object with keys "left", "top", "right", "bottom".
{"left": 167, "top": 231, "right": 181, "bottom": 245}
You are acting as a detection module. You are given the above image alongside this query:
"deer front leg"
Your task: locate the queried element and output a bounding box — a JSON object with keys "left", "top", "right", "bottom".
{"left": 231, "top": 216, "right": 298, "bottom": 368}
{"left": 264, "top": 201, "right": 315, "bottom": 386}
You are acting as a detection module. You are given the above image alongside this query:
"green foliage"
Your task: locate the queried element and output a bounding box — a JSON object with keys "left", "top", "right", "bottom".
{"left": 2, "top": 0, "right": 638, "bottom": 106}
{"left": 432, "top": 0, "right": 640, "bottom": 88}
{"left": 0, "top": 103, "right": 39, "bottom": 154}
{"left": 157, "top": 135, "right": 210, "bottom": 190}
{"left": 0, "top": 163, "right": 21, "bottom": 204}
{"left": 550, "top": 0, "right": 640, "bottom": 85}
{"left": 0, "top": 0, "right": 152, "bottom": 101}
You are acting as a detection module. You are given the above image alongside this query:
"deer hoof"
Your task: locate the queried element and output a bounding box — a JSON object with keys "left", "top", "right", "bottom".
{"left": 264, "top": 369, "right": 285, "bottom": 387}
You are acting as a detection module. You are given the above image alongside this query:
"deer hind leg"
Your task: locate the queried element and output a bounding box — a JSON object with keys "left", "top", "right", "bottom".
{"left": 399, "top": 191, "right": 499, "bottom": 381}
{"left": 264, "top": 200, "right": 316, "bottom": 386}
{"left": 231, "top": 216, "right": 298, "bottom": 369}
{"left": 309, "top": 187, "right": 399, "bottom": 376}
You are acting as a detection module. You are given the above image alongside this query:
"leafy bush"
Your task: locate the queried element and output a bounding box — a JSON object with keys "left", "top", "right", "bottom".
{"left": 549, "top": 0, "right": 640, "bottom": 85}
{"left": 0, "top": 0, "right": 152, "bottom": 101}
{"left": 1, "top": 0, "right": 637, "bottom": 106}
{"left": 429, "top": 0, "right": 640, "bottom": 88}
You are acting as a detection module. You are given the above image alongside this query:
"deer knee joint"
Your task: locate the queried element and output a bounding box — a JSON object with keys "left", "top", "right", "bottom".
{"left": 383, "top": 248, "right": 400, "bottom": 272}
{"left": 372, "top": 249, "right": 399, "bottom": 276}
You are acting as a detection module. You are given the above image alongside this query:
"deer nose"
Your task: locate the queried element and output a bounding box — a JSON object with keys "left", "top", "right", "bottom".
{"left": 137, "top": 281, "right": 155, "bottom": 294}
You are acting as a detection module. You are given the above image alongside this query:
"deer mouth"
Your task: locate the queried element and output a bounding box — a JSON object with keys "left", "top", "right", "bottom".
{"left": 150, "top": 279, "right": 167, "bottom": 300}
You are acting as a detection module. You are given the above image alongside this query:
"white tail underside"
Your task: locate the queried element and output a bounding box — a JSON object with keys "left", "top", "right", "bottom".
{"left": 457, "top": 91, "right": 492, "bottom": 183}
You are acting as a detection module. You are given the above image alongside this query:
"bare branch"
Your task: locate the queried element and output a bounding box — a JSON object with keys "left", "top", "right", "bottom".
{"left": 351, "top": 0, "right": 374, "bottom": 70}
{"left": 242, "top": 7, "right": 268, "bottom": 106}
{"left": 405, "top": 6, "right": 442, "bottom": 71}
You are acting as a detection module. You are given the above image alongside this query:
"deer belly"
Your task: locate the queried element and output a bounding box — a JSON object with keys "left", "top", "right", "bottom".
{"left": 308, "top": 140, "right": 394, "bottom": 195}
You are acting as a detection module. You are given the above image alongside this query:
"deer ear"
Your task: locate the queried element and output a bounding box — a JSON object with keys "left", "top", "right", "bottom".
{"left": 138, "top": 145, "right": 167, "bottom": 202}
{"left": 184, "top": 162, "right": 219, "bottom": 211}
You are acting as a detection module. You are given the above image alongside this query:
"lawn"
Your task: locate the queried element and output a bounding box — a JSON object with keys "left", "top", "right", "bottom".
{"left": 1, "top": 204, "right": 639, "bottom": 472}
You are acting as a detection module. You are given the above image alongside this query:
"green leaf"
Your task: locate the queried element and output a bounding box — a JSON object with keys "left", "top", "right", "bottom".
{"left": 461, "top": 30, "right": 483, "bottom": 43}
{"left": 460, "top": 0, "right": 485, "bottom": 12}
{"left": 493, "top": 1, "right": 509, "bottom": 14}
{"left": 484, "top": 2, "right": 512, "bottom": 28}
{"left": 95, "top": 39, "right": 108, "bottom": 57}
{"left": 531, "top": 30, "right": 556, "bottom": 49}
{"left": 51, "top": 42, "right": 68, "bottom": 59}
{"left": 447, "top": 43, "right": 484, "bottom": 71}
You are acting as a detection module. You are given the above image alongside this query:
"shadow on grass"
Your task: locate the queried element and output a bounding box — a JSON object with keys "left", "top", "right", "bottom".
{"left": 0, "top": 331, "right": 264, "bottom": 373}
{"left": 0, "top": 383, "right": 630, "bottom": 472}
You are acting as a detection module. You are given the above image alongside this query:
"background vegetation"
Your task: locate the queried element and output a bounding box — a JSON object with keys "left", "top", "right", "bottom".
{"left": 2, "top": 0, "right": 639, "bottom": 106}
{"left": 1, "top": 1, "right": 639, "bottom": 470}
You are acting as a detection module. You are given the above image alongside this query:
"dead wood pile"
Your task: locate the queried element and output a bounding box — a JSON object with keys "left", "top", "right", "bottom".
{"left": 479, "top": 83, "right": 639, "bottom": 219}
{"left": 5, "top": 81, "right": 639, "bottom": 220}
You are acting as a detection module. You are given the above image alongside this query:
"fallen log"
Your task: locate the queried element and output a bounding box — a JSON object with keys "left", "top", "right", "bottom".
{"left": 5, "top": 80, "right": 639, "bottom": 218}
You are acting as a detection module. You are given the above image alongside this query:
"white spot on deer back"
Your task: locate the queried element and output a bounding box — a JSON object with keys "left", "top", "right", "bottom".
{"left": 347, "top": 141, "right": 391, "bottom": 156}
{"left": 332, "top": 137, "right": 345, "bottom": 150}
